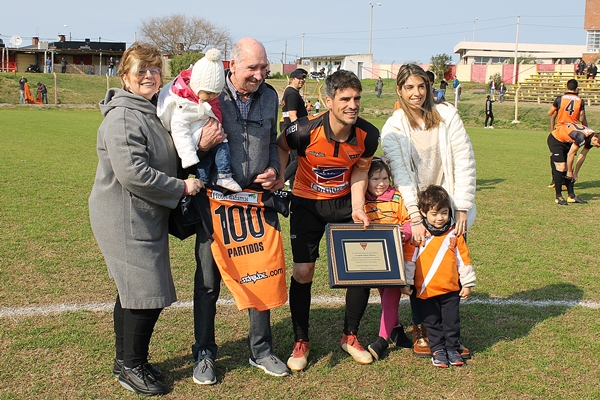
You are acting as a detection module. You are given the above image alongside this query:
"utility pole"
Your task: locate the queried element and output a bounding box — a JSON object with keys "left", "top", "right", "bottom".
{"left": 512, "top": 15, "right": 520, "bottom": 85}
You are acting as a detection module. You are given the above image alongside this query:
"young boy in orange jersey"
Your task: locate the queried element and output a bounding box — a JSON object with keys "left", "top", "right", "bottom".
{"left": 405, "top": 185, "right": 476, "bottom": 368}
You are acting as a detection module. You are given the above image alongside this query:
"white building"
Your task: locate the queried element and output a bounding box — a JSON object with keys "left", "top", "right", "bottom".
{"left": 299, "top": 54, "right": 374, "bottom": 79}
{"left": 454, "top": 41, "right": 587, "bottom": 65}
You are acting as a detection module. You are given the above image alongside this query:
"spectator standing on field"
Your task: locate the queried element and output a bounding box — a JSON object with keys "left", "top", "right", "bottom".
{"left": 61, "top": 57, "right": 67, "bottom": 73}
{"left": 19, "top": 76, "right": 28, "bottom": 104}
{"left": 439, "top": 79, "right": 448, "bottom": 98}
{"left": 108, "top": 57, "right": 116, "bottom": 77}
{"left": 45, "top": 57, "right": 52, "bottom": 73}
{"left": 314, "top": 100, "right": 321, "bottom": 114}
{"left": 453, "top": 76, "right": 461, "bottom": 101}
{"left": 375, "top": 77, "right": 383, "bottom": 98}
{"left": 484, "top": 95, "right": 494, "bottom": 129}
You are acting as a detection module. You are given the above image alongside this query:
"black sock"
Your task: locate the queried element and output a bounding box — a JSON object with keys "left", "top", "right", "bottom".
{"left": 343, "top": 287, "right": 370, "bottom": 335}
{"left": 290, "top": 277, "right": 312, "bottom": 342}
{"left": 553, "top": 169, "right": 566, "bottom": 198}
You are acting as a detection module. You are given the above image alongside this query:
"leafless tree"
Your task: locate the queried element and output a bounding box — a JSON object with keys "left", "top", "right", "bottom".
{"left": 139, "top": 14, "right": 233, "bottom": 56}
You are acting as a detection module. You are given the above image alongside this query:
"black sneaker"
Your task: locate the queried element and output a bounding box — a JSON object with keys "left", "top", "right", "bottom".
{"left": 555, "top": 197, "right": 568, "bottom": 205}
{"left": 447, "top": 350, "right": 464, "bottom": 366}
{"left": 431, "top": 349, "right": 449, "bottom": 368}
{"left": 113, "top": 358, "right": 163, "bottom": 381}
{"left": 390, "top": 325, "right": 412, "bottom": 348}
{"left": 119, "top": 364, "right": 166, "bottom": 396}
{"left": 367, "top": 336, "right": 389, "bottom": 361}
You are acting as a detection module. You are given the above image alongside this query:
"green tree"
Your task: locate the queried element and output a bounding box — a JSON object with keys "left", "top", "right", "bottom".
{"left": 429, "top": 53, "right": 453, "bottom": 81}
{"left": 170, "top": 52, "right": 204, "bottom": 77}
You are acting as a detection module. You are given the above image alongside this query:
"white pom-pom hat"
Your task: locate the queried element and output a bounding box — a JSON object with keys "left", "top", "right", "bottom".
{"left": 189, "top": 48, "right": 225, "bottom": 95}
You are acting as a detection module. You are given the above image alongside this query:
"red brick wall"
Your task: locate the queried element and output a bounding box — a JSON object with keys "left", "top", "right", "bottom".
{"left": 584, "top": 0, "right": 600, "bottom": 30}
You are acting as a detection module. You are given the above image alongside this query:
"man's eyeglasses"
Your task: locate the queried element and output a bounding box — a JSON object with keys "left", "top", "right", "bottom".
{"left": 237, "top": 117, "right": 263, "bottom": 128}
{"left": 138, "top": 67, "right": 162, "bottom": 77}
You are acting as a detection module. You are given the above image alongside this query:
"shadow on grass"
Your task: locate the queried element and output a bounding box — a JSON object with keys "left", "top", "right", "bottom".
{"left": 476, "top": 178, "right": 505, "bottom": 191}
{"left": 456, "top": 282, "right": 583, "bottom": 355}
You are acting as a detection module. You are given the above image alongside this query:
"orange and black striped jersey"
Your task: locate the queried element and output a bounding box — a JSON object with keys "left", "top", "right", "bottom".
{"left": 552, "top": 122, "right": 595, "bottom": 148}
{"left": 282, "top": 111, "right": 379, "bottom": 200}
{"left": 197, "top": 188, "right": 288, "bottom": 311}
{"left": 553, "top": 93, "right": 585, "bottom": 127}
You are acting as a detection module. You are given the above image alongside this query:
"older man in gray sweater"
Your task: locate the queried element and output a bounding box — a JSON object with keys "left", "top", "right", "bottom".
{"left": 191, "top": 37, "right": 288, "bottom": 385}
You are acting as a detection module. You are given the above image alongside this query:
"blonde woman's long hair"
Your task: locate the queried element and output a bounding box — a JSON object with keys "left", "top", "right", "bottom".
{"left": 395, "top": 64, "right": 443, "bottom": 130}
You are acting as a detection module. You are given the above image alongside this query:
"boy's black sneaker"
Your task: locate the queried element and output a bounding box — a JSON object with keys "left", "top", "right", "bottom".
{"left": 119, "top": 364, "right": 166, "bottom": 396}
{"left": 555, "top": 197, "right": 568, "bottom": 206}
{"left": 367, "top": 336, "right": 389, "bottom": 360}
{"left": 447, "top": 350, "right": 464, "bottom": 366}
{"left": 113, "top": 358, "right": 163, "bottom": 381}
{"left": 431, "top": 349, "right": 449, "bottom": 368}
{"left": 390, "top": 325, "right": 412, "bottom": 348}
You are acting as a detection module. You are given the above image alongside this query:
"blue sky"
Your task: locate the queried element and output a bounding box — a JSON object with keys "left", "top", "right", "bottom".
{"left": 1, "top": 0, "right": 587, "bottom": 64}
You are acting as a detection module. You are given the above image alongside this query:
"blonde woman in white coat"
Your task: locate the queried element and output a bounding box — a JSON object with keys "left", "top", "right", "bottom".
{"left": 380, "top": 63, "right": 476, "bottom": 359}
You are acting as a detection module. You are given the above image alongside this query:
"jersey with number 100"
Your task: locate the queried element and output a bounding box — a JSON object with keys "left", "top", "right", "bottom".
{"left": 553, "top": 93, "right": 584, "bottom": 127}
{"left": 282, "top": 111, "right": 379, "bottom": 200}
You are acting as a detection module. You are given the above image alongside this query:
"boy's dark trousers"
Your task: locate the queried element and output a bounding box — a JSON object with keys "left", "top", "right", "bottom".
{"left": 418, "top": 290, "right": 461, "bottom": 353}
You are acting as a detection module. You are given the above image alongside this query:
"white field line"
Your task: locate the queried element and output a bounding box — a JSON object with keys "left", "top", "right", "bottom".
{"left": 1, "top": 296, "right": 599, "bottom": 319}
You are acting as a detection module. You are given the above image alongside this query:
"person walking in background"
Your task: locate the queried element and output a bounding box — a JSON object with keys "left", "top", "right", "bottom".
{"left": 45, "top": 57, "right": 52, "bottom": 73}
{"left": 61, "top": 57, "right": 67, "bottom": 73}
{"left": 363, "top": 158, "right": 415, "bottom": 361}
{"left": 89, "top": 42, "right": 204, "bottom": 396}
{"left": 375, "top": 77, "right": 383, "bottom": 98}
{"left": 19, "top": 76, "right": 27, "bottom": 104}
{"left": 484, "top": 95, "right": 494, "bottom": 129}
{"left": 277, "top": 70, "right": 380, "bottom": 372}
{"left": 157, "top": 48, "right": 242, "bottom": 192}
{"left": 305, "top": 99, "right": 312, "bottom": 114}
{"left": 406, "top": 185, "right": 476, "bottom": 368}
{"left": 381, "top": 64, "right": 476, "bottom": 361}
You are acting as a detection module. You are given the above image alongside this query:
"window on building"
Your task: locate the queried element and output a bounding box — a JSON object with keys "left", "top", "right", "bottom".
{"left": 587, "top": 31, "right": 600, "bottom": 52}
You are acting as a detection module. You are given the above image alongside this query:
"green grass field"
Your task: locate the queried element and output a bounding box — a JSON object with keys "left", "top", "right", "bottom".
{"left": 1, "top": 86, "right": 600, "bottom": 399}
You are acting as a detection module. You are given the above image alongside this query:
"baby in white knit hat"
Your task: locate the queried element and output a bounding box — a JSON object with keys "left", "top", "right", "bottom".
{"left": 158, "top": 48, "right": 242, "bottom": 192}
